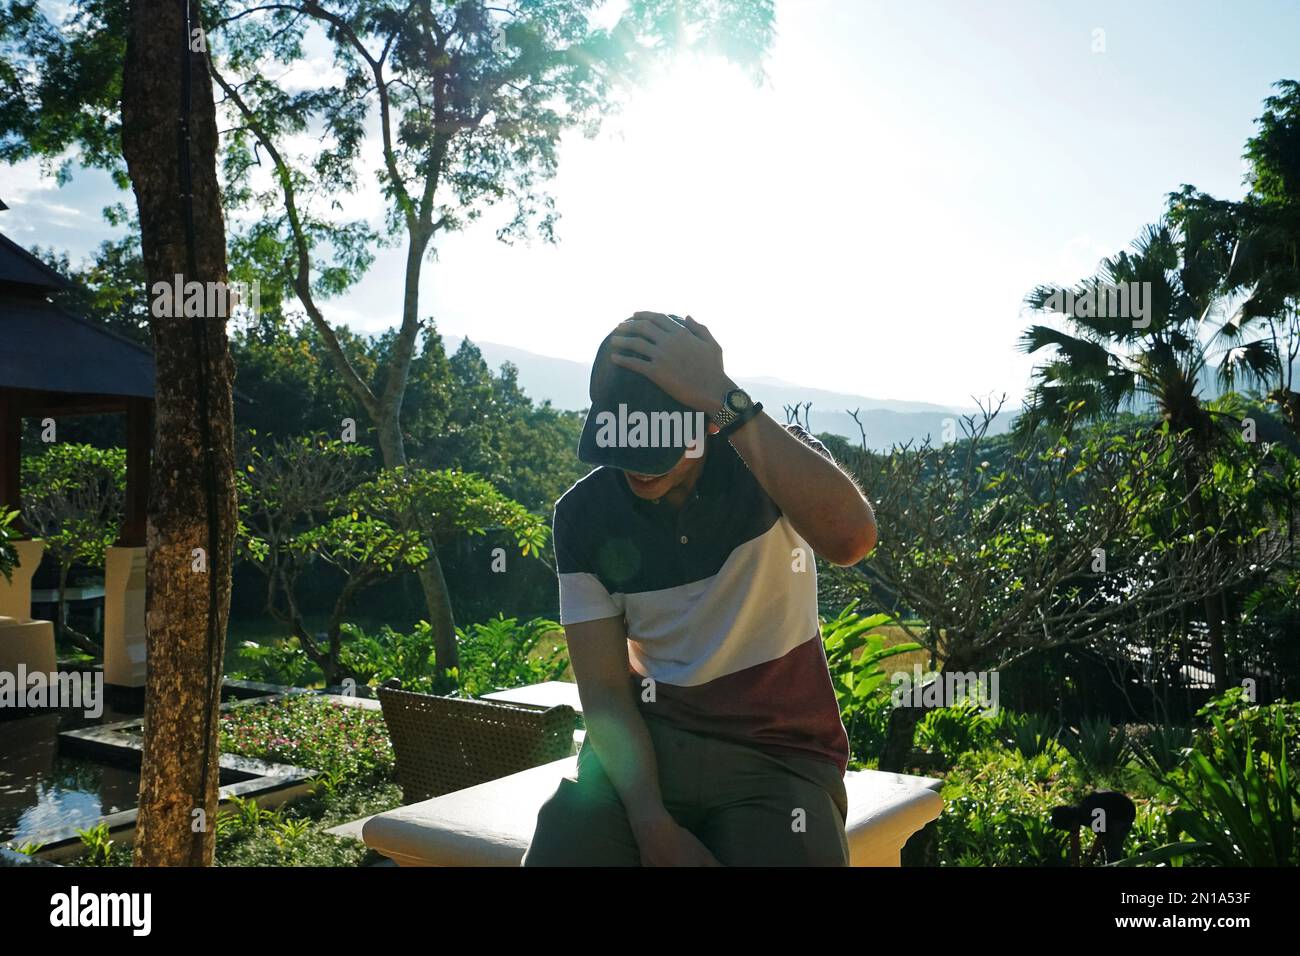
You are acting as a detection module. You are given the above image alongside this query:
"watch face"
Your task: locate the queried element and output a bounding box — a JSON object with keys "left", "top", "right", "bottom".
{"left": 728, "top": 390, "right": 752, "bottom": 412}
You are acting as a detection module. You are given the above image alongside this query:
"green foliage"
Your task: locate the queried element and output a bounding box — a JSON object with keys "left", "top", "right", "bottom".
{"left": 337, "top": 621, "right": 439, "bottom": 693}
{"left": 1245, "top": 79, "right": 1300, "bottom": 208}
{"left": 452, "top": 615, "right": 569, "bottom": 698}
{"left": 347, "top": 466, "right": 550, "bottom": 560}
{"left": 235, "top": 432, "right": 373, "bottom": 568}
{"left": 1064, "top": 716, "right": 1131, "bottom": 778}
{"left": 220, "top": 696, "right": 395, "bottom": 784}
{"left": 217, "top": 795, "right": 271, "bottom": 836}
{"left": 230, "top": 323, "right": 589, "bottom": 514}
{"left": 1150, "top": 694, "right": 1300, "bottom": 866}
{"left": 236, "top": 430, "right": 549, "bottom": 681}
{"left": 307, "top": 767, "right": 349, "bottom": 801}
{"left": 821, "top": 602, "right": 922, "bottom": 765}
{"left": 339, "top": 614, "right": 568, "bottom": 698}
{"left": 20, "top": 443, "right": 126, "bottom": 571}
{"left": 1021, "top": 216, "right": 1224, "bottom": 432}
{"left": 212, "top": 782, "right": 402, "bottom": 867}
{"left": 915, "top": 702, "right": 998, "bottom": 766}
{"left": 938, "top": 746, "right": 1078, "bottom": 866}
{"left": 0, "top": 508, "right": 18, "bottom": 582}
{"left": 846, "top": 403, "right": 1265, "bottom": 679}
{"left": 75, "top": 822, "right": 129, "bottom": 867}
{"left": 1128, "top": 722, "right": 1194, "bottom": 774}
{"left": 1166, "top": 712, "right": 1298, "bottom": 865}
{"left": 36, "top": 235, "right": 151, "bottom": 345}
{"left": 292, "top": 514, "right": 428, "bottom": 576}
{"left": 1000, "top": 711, "right": 1063, "bottom": 760}
{"left": 233, "top": 634, "right": 315, "bottom": 686}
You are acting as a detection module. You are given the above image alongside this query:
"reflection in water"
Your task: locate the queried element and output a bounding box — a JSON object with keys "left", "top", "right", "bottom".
{"left": 0, "top": 712, "right": 142, "bottom": 845}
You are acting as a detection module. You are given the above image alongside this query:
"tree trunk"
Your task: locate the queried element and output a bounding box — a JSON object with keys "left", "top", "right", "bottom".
{"left": 374, "top": 408, "right": 458, "bottom": 689}
{"left": 878, "top": 705, "right": 923, "bottom": 774}
{"left": 55, "top": 562, "right": 68, "bottom": 640}
{"left": 54, "top": 563, "right": 103, "bottom": 659}
{"left": 416, "top": 559, "right": 457, "bottom": 691}
{"left": 1182, "top": 449, "right": 1231, "bottom": 692}
{"left": 123, "top": 0, "right": 237, "bottom": 866}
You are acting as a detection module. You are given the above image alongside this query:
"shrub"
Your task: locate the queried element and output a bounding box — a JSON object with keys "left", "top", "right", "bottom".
{"left": 339, "top": 621, "right": 439, "bottom": 693}
{"left": 938, "top": 746, "right": 1077, "bottom": 866}
{"left": 1153, "top": 697, "right": 1300, "bottom": 866}
{"left": 1000, "top": 711, "right": 1062, "bottom": 759}
{"left": 338, "top": 614, "right": 568, "bottom": 697}
{"left": 821, "top": 602, "right": 922, "bottom": 766}
{"left": 1128, "top": 722, "right": 1194, "bottom": 774}
{"left": 220, "top": 696, "right": 394, "bottom": 783}
{"left": 0, "top": 508, "right": 18, "bottom": 582}
{"left": 452, "top": 615, "right": 568, "bottom": 698}
{"left": 234, "top": 634, "right": 315, "bottom": 686}
{"left": 75, "top": 822, "right": 132, "bottom": 867}
{"left": 915, "top": 701, "right": 998, "bottom": 767}
{"left": 213, "top": 788, "right": 398, "bottom": 867}
{"left": 1064, "top": 715, "right": 1131, "bottom": 778}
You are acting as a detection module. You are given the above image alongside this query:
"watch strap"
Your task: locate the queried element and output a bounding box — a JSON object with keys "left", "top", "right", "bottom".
{"left": 718, "top": 400, "right": 762, "bottom": 438}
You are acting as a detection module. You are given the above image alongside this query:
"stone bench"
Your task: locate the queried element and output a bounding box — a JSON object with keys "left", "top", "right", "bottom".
{"left": 361, "top": 755, "right": 942, "bottom": 866}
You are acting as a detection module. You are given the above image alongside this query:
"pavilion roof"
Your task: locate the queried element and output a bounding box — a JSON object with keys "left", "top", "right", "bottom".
{"left": 0, "top": 297, "right": 154, "bottom": 399}
{"left": 0, "top": 229, "right": 74, "bottom": 292}
{"left": 0, "top": 229, "right": 153, "bottom": 399}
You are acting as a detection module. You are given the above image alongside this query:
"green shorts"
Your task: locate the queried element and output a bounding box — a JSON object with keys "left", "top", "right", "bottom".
{"left": 521, "top": 715, "right": 849, "bottom": 866}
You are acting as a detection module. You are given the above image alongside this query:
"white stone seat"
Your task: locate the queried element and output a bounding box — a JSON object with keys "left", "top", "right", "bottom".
{"left": 361, "top": 755, "right": 942, "bottom": 867}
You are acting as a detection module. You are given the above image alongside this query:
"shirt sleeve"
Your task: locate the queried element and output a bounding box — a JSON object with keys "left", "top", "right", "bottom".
{"left": 553, "top": 502, "right": 624, "bottom": 626}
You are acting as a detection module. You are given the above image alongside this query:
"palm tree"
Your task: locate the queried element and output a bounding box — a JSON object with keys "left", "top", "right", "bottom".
{"left": 1018, "top": 216, "right": 1255, "bottom": 691}
{"left": 1171, "top": 81, "right": 1300, "bottom": 438}
{"left": 1166, "top": 201, "right": 1300, "bottom": 439}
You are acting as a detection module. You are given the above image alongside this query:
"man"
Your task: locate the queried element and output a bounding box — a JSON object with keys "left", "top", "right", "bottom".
{"left": 522, "top": 312, "right": 877, "bottom": 866}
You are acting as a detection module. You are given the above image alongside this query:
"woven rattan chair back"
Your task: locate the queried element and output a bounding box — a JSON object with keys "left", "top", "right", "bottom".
{"left": 378, "top": 680, "right": 577, "bottom": 803}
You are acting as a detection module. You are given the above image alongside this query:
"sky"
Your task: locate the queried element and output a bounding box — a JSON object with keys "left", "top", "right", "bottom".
{"left": 4, "top": 0, "right": 1299, "bottom": 408}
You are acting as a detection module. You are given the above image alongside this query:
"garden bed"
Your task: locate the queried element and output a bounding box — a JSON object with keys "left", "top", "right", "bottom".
{"left": 11, "top": 688, "right": 401, "bottom": 866}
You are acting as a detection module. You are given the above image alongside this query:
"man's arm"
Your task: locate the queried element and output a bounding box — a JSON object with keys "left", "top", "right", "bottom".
{"left": 565, "top": 615, "right": 721, "bottom": 866}
{"left": 608, "top": 312, "right": 877, "bottom": 565}
{"left": 724, "top": 412, "right": 877, "bottom": 565}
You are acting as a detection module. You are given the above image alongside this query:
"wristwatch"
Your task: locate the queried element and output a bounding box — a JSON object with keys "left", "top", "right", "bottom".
{"left": 712, "top": 388, "right": 762, "bottom": 437}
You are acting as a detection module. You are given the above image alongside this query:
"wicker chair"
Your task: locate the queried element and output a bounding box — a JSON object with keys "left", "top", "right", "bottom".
{"left": 378, "top": 678, "right": 578, "bottom": 804}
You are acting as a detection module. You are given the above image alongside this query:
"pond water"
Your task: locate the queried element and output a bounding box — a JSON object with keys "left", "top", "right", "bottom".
{"left": 0, "top": 707, "right": 141, "bottom": 846}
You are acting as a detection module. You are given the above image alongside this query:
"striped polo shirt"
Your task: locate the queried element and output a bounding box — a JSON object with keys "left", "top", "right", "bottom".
{"left": 554, "top": 424, "right": 850, "bottom": 775}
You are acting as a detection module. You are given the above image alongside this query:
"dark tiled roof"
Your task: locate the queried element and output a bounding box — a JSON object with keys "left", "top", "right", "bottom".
{"left": 0, "top": 229, "right": 153, "bottom": 398}
{"left": 0, "top": 297, "right": 154, "bottom": 398}
{"left": 0, "top": 231, "right": 73, "bottom": 291}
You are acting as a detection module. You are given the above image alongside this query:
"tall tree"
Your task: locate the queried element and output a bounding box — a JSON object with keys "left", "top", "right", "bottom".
{"left": 1185, "top": 81, "right": 1300, "bottom": 436}
{"left": 2, "top": 0, "right": 775, "bottom": 688}
{"left": 1019, "top": 218, "right": 1258, "bottom": 690}
{"left": 122, "top": 0, "right": 237, "bottom": 865}
{"left": 201, "top": 0, "right": 773, "bottom": 686}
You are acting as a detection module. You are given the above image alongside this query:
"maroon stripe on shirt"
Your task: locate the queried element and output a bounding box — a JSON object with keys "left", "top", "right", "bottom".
{"left": 629, "top": 632, "right": 850, "bottom": 775}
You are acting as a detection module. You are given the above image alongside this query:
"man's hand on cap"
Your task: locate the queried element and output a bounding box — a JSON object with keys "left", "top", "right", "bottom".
{"left": 609, "top": 312, "right": 735, "bottom": 413}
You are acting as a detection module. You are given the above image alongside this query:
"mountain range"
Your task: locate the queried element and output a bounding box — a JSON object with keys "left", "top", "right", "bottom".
{"left": 445, "top": 336, "right": 1015, "bottom": 449}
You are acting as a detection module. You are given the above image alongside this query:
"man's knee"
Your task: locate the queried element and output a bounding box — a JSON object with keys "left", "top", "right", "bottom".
{"left": 522, "top": 776, "right": 641, "bottom": 867}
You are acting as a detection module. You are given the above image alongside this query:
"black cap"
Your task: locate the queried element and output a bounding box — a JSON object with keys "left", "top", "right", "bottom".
{"left": 577, "top": 316, "right": 704, "bottom": 475}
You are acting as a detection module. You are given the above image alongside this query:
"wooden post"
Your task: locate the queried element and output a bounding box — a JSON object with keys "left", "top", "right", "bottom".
{"left": 117, "top": 396, "right": 151, "bottom": 547}
{"left": 0, "top": 390, "right": 25, "bottom": 535}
